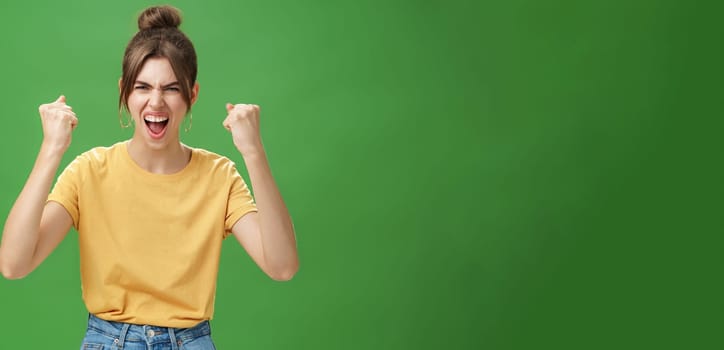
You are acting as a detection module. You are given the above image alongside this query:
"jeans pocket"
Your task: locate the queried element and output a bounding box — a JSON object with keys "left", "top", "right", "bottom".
{"left": 179, "top": 335, "right": 217, "bottom": 350}
{"left": 81, "top": 344, "right": 105, "bottom": 350}
{"left": 80, "top": 328, "right": 115, "bottom": 350}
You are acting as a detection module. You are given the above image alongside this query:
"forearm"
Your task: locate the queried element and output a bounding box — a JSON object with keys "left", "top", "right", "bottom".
{"left": 243, "top": 150, "right": 298, "bottom": 277}
{"left": 0, "top": 144, "right": 64, "bottom": 275}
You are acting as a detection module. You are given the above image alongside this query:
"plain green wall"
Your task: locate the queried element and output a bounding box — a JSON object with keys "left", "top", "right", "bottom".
{"left": 0, "top": 0, "right": 721, "bottom": 349}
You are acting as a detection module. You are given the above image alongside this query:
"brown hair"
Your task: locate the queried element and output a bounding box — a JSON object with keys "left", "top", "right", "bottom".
{"left": 119, "top": 5, "right": 197, "bottom": 116}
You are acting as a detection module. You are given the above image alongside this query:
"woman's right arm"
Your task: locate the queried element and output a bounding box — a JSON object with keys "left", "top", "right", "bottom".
{"left": 0, "top": 95, "right": 78, "bottom": 279}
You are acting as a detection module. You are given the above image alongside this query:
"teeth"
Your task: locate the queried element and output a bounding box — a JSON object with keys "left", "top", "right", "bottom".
{"left": 144, "top": 115, "right": 168, "bottom": 123}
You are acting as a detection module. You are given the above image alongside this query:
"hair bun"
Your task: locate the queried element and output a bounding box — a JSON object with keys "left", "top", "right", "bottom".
{"left": 138, "top": 5, "right": 182, "bottom": 31}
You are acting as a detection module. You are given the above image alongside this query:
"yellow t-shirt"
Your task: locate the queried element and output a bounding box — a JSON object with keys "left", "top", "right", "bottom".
{"left": 47, "top": 141, "right": 257, "bottom": 328}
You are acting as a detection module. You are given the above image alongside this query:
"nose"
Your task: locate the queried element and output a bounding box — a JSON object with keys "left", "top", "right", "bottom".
{"left": 148, "top": 89, "right": 165, "bottom": 108}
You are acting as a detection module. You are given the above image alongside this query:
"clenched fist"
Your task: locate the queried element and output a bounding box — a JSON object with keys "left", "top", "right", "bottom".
{"left": 223, "top": 103, "right": 263, "bottom": 157}
{"left": 39, "top": 95, "right": 78, "bottom": 154}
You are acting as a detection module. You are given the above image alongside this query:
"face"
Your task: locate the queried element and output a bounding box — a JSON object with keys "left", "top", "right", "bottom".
{"left": 126, "top": 57, "right": 198, "bottom": 149}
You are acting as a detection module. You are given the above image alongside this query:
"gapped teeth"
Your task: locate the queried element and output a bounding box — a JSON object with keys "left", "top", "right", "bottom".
{"left": 144, "top": 116, "right": 168, "bottom": 122}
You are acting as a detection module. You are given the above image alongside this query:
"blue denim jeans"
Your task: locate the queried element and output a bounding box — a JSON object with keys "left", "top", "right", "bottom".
{"left": 80, "top": 314, "right": 216, "bottom": 350}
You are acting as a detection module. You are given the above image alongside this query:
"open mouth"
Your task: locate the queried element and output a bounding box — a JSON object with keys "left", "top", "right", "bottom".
{"left": 144, "top": 115, "right": 169, "bottom": 139}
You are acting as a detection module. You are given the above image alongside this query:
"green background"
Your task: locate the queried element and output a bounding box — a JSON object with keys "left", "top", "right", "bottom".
{"left": 0, "top": 0, "right": 721, "bottom": 349}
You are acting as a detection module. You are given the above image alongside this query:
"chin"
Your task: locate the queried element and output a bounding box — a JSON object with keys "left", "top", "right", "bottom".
{"left": 134, "top": 129, "right": 178, "bottom": 150}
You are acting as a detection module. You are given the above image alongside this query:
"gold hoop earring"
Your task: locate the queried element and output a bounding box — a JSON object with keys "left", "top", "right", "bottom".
{"left": 119, "top": 108, "right": 133, "bottom": 129}
{"left": 184, "top": 113, "right": 193, "bottom": 133}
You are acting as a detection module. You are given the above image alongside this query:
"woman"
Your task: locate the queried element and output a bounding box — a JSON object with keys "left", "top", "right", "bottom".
{"left": 0, "top": 5, "right": 298, "bottom": 349}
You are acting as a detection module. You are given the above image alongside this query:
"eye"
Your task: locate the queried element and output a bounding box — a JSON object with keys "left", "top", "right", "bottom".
{"left": 134, "top": 85, "right": 149, "bottom": 90}
{"left": 165, "top": 86, "right": 181, "bottom": 92}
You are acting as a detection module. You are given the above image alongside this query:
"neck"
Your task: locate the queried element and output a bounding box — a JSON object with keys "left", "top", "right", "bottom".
{"left": 127, "top": 138, "right": 191, "bottom": 174}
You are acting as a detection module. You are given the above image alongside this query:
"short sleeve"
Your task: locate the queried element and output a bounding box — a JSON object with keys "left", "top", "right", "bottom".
{"left": 47, "top": 155, "right": 85, "bottom": 229}
{"left": 224, "top": 164, "right": 257, "bottom": 237}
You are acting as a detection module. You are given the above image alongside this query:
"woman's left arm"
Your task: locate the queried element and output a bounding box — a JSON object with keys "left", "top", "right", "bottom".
{"left": 224, "top": 103, "right": 298, "bottom": 281}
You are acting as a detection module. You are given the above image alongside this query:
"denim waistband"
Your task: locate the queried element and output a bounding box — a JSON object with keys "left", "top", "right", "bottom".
{"left": 86, "top": 313, "right": 211, "bottom": 347}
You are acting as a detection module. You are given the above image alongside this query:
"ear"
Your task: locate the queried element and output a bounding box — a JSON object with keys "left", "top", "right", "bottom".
{"left": 190, "top": 82, "right": 200, "bottom": 106}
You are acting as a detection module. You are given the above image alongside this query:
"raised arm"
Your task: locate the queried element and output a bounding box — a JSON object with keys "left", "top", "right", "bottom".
{"left": 0, "top": 96, "right": 77, "bottom": 279}
{"left": 223, "top": 103, "right": 299, "bottom": 281}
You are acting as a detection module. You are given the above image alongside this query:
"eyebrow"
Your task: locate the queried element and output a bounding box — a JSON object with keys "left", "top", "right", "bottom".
{"left": 134, "top": 80, "right": 180, "bottom": 88}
